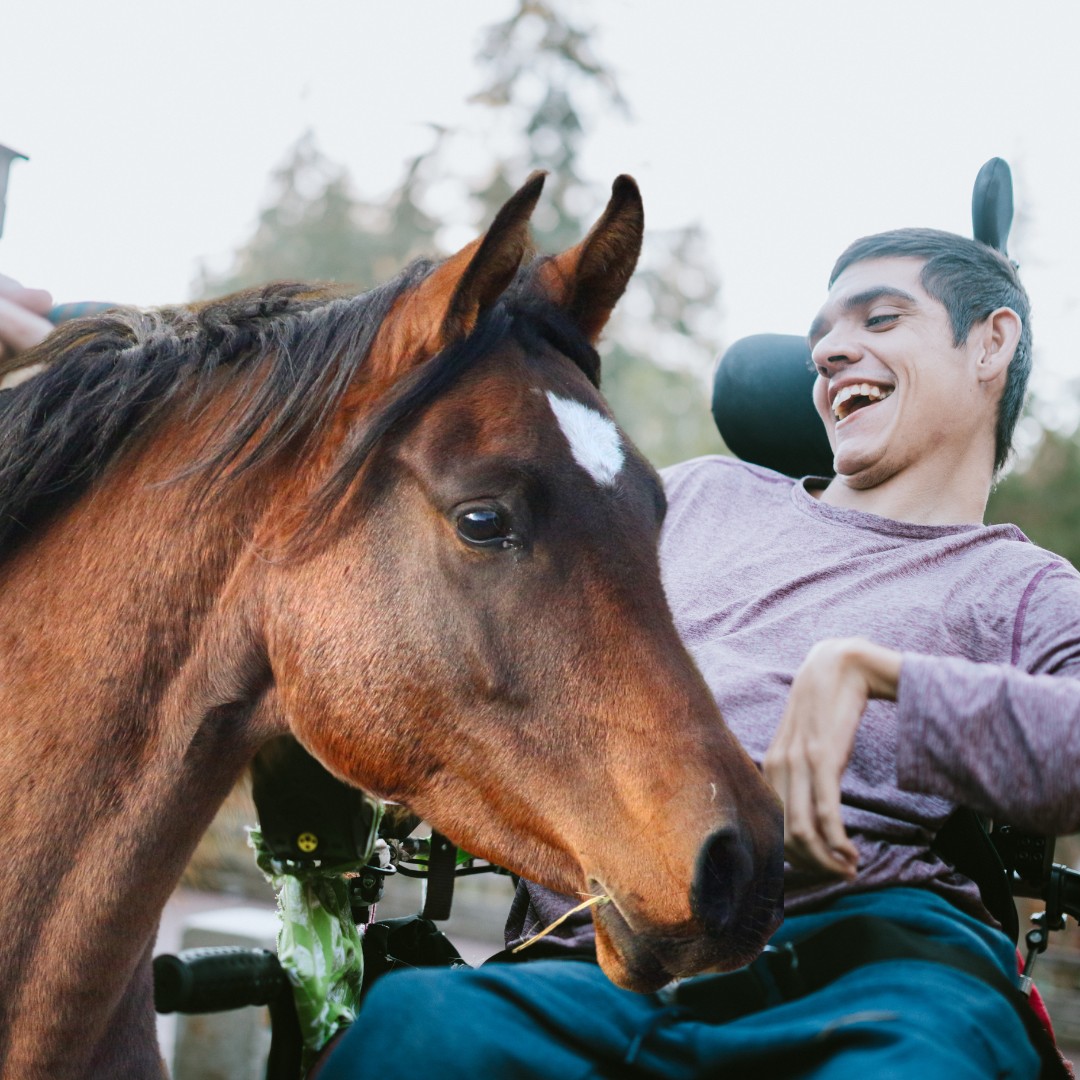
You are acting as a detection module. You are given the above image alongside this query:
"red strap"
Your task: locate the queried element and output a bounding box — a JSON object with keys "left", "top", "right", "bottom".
{"left": 1017, "top": 947, "right": 1075, "bottom": 1079}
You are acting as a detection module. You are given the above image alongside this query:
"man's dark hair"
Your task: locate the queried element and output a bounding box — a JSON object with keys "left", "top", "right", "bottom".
{"left": 829, "top": 228, "right": 1031, "bottom": 473}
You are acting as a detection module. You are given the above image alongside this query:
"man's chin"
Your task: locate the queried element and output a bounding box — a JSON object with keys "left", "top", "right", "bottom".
{"left": 834, "top": 469, "right": 882, "bottom": 491}
{"left": 831, "top": 447, "right": 890, "bottom": 490}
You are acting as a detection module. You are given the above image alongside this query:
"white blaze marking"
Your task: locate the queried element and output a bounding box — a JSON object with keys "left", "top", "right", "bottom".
{"left": 545, "top": 392, "right": 625, "bottom": 486}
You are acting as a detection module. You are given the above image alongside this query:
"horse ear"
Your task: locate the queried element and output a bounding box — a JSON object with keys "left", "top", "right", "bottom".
{"left": 439, "top": 170, "right": 546, "bottom": 344}
{"left": 380, "top": 172, "right": 546, "bottom": 368}
{"left": 535, "top": 175, "right": 644, "bottom": 342}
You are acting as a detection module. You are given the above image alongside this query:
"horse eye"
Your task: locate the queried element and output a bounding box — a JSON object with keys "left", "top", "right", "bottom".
{"left": 456, "top": 508, "right": 512, "bottom": 547}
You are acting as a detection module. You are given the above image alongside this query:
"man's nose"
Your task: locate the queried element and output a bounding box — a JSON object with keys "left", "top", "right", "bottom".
{"left": 810, "top": 328, "right": 863, "bottom": 371}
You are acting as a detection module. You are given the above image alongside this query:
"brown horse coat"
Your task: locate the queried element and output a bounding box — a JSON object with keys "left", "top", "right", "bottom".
{"left": 0, "top": 175, "right": 782, "bottom": 1079}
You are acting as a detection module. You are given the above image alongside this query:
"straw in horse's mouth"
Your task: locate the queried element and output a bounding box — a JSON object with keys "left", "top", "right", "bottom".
{"left": 511, "top": 892, "right": 611, "bottom": 954}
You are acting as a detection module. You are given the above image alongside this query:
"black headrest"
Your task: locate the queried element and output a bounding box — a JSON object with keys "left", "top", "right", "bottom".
{"left": 711, "top": 334, "right": 834, "bottom": 479}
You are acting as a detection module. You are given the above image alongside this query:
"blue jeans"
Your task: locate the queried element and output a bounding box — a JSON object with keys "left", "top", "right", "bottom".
{"left": 320, "top": 888, "right": 1039, "bottom": 1079}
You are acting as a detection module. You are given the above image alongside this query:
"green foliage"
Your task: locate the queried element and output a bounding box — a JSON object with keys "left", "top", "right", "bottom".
{"left": 987, "top": 426, "right": 1080, "bottom": 568}
{"left": 193, "top": 1, "right": 725, "bottom": 468}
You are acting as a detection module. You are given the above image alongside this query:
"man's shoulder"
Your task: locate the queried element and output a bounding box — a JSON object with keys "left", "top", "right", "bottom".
{"left": 974, "top": 521, "right": 1078, "bottom": 579}
{"left": 949, "top": 525, "right": 1080, "bottom": 635}
{"left": 660, "top": 454, "right": 797, "bottom": 500}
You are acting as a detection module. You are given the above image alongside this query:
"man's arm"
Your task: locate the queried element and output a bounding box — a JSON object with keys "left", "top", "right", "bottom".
{"left": 896, "top": 653, "right": 1080, "bottom": 836}
{"left": 767, "top": 566, "right": 1080, "bottom": 880}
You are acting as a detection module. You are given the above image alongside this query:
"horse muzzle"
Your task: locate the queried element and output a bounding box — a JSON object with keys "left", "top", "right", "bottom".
{"left": 590, "top": 820, "right": 785, "bottom": 992}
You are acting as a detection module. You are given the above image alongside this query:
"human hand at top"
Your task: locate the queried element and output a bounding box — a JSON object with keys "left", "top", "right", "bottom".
{"left": 764, "top": 637, "right": 902, "bottom": 881}
{"left": 0, "top": 272, "right": 53, "bottom": 368}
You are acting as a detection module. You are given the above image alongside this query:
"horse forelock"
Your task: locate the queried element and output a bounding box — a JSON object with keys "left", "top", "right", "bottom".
{"left": 0, "top": 259, "right": 600, "bottom": 563}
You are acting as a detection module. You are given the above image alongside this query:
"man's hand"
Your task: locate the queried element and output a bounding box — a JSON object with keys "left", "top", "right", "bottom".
{"left": 0, "top": 273, "right": 53, "bottom": 368}
{"left": 764, "top": 637, "right": 901, "bottom": 881}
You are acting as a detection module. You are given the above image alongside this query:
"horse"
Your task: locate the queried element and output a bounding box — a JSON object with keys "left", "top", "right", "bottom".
{"left": 0, "top": 173, "right": 783, "bottom": 1079}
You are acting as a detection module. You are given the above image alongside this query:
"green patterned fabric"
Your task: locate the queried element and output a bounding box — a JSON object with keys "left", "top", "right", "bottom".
{"left": 249, "top": 812, "right": 383, "bottom": 1064}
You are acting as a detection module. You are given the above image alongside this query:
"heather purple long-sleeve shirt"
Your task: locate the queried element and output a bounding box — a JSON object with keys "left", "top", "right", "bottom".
{"left": 505, "top": 456, "right": 1080, "bottom": 950}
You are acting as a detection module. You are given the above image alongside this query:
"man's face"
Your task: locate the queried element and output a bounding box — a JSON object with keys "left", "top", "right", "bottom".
{"left": 807, "top": 256, "right": 989, "bottom": 489}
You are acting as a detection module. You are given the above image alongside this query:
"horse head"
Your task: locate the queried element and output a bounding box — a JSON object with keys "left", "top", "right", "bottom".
{"left": 257, "top": 174, "right": 783, "bottom": 990}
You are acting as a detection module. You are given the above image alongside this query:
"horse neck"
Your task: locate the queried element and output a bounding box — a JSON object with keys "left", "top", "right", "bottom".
{"left": 0, "top": 416, "right": 281, "bottom": 1078}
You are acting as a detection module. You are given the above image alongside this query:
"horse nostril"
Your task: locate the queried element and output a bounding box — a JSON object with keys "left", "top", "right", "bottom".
{"left": 691, "top": 826, "right": 755, "bottom": 936}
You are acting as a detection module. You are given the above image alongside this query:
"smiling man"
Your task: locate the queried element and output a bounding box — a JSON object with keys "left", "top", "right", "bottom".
{"left": 321, "top": 229, "right": 1080, "bottom": 1080}
{"left": 768, "top": 232, "right": 1065, "bottom": 890}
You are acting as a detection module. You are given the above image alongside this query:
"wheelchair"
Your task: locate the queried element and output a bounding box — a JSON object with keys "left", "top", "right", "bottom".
{"left": 153, "top": 158, "right": 1080, "bottom": 1078}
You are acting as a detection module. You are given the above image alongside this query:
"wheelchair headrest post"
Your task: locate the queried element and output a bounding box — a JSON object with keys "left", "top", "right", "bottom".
{"left": 971, "top": 157, "right": 1014, "bottom": 259}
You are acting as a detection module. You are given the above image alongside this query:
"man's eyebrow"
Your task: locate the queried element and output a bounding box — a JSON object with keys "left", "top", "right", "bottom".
{"left": 807, "top": 286, "right": 920, "bottom": 345}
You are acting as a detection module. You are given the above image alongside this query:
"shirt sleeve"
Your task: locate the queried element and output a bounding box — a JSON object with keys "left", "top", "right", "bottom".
{"left": 895, "top": 562, "right": 1080, "bottom": 834}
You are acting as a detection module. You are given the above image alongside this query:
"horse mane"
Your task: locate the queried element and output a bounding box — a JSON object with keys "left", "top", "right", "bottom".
{"left": 0, "top": 258, "right": 600, "bottom": 561}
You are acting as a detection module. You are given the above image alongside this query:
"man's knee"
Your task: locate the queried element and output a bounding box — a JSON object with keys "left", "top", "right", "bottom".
{"left": 319, "top": 961, "right": 657, "bottom": 1080}
{"left": 319, "top": 969, "right": 467, "bottom": 1078}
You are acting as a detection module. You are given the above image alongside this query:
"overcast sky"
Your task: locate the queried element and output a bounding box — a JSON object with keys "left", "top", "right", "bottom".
{"left": 5, "top": 1, "right": 1080, "bottom": 422}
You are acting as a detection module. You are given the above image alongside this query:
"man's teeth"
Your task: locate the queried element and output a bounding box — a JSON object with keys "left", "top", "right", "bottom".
{"left": 833, "top": 383, "right": 894, "bottom": 421}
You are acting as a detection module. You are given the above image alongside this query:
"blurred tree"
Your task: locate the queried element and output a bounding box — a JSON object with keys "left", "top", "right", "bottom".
{"left": 979, "top": 164, "right": 1080, "bottom": 572}
{"left": 194, "top": 0, "right": 725, "bottom": 468}
{"left": 194, "top": 131, "right": 441, "bottom": 297}
{"left": 982, "top": 191, "right": 1080, "bottom": 569}
{"left": 987, "top": 424, "right": 1080, "bottom": 569}
{"left": 467, "top": 1, "right": 725, "bottom": 466}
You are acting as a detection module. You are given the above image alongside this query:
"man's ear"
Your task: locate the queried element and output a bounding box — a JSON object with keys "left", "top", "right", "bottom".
{"left": 534, "top": 175, "right": 644, "bottom": 343}
{"left": 372, "top": 171, "right": 546, "bottom": 374}
{"left": 975, "top": 307, "right": 1022, "bottom": 385}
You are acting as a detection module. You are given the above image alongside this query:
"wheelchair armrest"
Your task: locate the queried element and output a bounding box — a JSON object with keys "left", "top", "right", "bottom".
{"left": 153, "top": 946, "right": 287, "bottom": 1014}
{"left": 154, "top": 947, "right": 303, "bottom": 1080}
{"left": 933, "top": 809, "right": 1019, "bottom": 943}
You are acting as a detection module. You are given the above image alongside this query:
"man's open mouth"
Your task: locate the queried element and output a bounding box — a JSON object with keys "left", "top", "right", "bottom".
{"left": 833, "top": 383, "right": 895, "bottom": 422}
